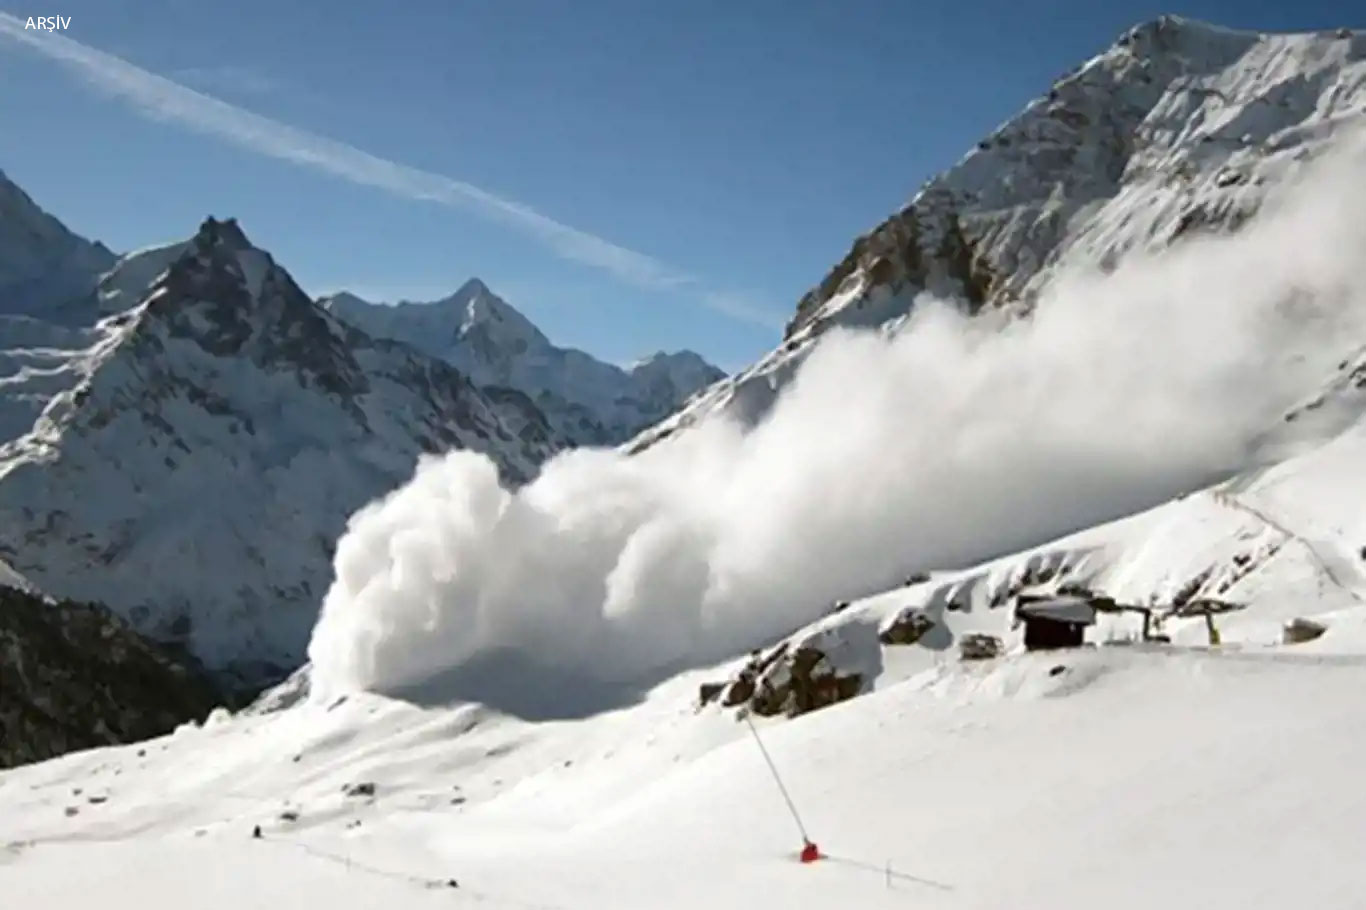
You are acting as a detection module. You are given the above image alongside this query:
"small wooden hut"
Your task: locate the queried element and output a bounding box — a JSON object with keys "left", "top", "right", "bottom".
{"left": 1015, "top": 595, "right": 1096, "bottom": 650}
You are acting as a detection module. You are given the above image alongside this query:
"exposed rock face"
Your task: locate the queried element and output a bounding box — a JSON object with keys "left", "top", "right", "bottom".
{"left": 749, "top": 643, "right": 865, "bottom": 718}
{"left": 878, "top": 607, "right": 938, "bottom": 645}
{"left": 0, "top": 585, "right": 223, "bottom": 769}
{"left": 322, "top": 282, "right": 724, "bottom": 447}
{"left": 959, "top": 633, "right": 1004, "bottom": 661}
{"left": 628, "top": 17, "right": 1366, "bottom": 452}
{"left": 702, "top": 624, "right": 881, "bottom": 719}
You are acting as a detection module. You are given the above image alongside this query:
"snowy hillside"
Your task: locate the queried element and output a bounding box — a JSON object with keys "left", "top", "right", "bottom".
{"left": 0, "top": 315, "right": 103, "bottom": 444}
{"left": 6, "top": 16, "right": 1366, "bottom": 907}
{"left": 0, "top": 217, "right": 565, "bottom": 686}
{"left": 4, "top": 436, "right": 1366, "bottom": 905}
{"left": 631, "top": 17, "right": 1366, "bottom": 450}
{"left": 8, "top": 301, "right": 1366, "bottom": 901}
{"left": 0, "top": 168, "right": 114, "bottom": 315}
{"left": 323, "top": 281, "right": 723, "bottom": 446}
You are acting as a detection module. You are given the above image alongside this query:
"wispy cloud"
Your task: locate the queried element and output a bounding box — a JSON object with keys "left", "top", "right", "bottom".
{"left": 0, "top": 13, "right": 788, "bottom": 329}
{"left": 173, "top": 64, "right": 281, "bottom": 97}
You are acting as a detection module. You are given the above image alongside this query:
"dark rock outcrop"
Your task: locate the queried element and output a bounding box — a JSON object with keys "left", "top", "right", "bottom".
{"left": 1282, "top": 617, "right": 1327, "bottom": 644}
{"left": 749, "top": 644, "right": 865, "bottom": 718}
{"left": 701, "top": 626, "right": 877, "bottom": 719}
{"left": 959, "top": 633, "right": 1004, "bottom": 661}
{"left": 0, "top": 587, "right": 224, "bottom": 769}
{"left": 878, "top": 607, "right": 937, "bottom": 645}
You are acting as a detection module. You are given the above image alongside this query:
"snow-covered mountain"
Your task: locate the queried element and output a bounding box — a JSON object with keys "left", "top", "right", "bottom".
{"left": 0, "top": 168, "right": 115, "bottom": 316}
{"left": 0, "top": 172, "right": 126, "bottom": 443}
{"left": 631, "top": 16, "right": 1366, "bottom": 451}
{"left": 0, "top": 217, "right": 564, "bottom": 686}
{"left": 6, "top": 17, "right": 1366, "bottom": 907}
{"left": 4, "top": 355, "right": 1366, "bottom": 906}
{"left": 322, "top": 282, "right": 724, "bottom": 446}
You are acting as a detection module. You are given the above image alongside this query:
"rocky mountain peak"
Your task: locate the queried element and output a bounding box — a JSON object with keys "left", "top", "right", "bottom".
{"left": 190, "top": 216, "right": 252, "bottom": 255}
{"left": 776, "top": 17, "right": 1361, "bottom": 343}
{"left": 133, "top": 217, "right": 369, "bottom": 403}
{"left": 629, "top": 20, "right": 1366, "bottom": 453}
{"left": 629, "top": 350, "right": 725, "bottom": 398}
{"left": 442, "top": 278, "right": 549, "bottom": 354}
{"left": 454, "top": 276, "right": 490, "bottom": 298}
{"left": 322, "top": 282, "right": 722, "bottom": 446}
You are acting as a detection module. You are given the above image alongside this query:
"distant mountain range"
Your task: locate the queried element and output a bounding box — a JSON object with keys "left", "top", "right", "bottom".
{"left": 322, "top": 284, "right": 722, "bottom": 447}
{"left": 0, "top": 170, "right": 721, "bottom": 688}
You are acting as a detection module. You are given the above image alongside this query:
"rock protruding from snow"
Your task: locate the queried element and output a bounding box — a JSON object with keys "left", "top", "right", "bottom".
{"left": 322, "top": 282, "right": 724, "bottom": 446}
{"left": 702, "top": 622, "right": 881, "bottom": 718}
{"left": 0, "top": 218, "right": 565, "bottom": 685}
{"left": 878, "top": 606, "right": 938, "bottom": 645}
{"left": 1283, "top": 617, "right": 1328, "bottom": 644}
{"left": 959, "top": 633, "right": 1005, "bottom": 661}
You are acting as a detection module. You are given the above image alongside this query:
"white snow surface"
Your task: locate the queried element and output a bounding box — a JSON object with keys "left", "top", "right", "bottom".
{"left": 5, "top": 471, "right": 1366, "bottom": 907}
{"left": 1015, "top": 596, "right": 1096, "bottom": 624}
{"left": 322, "top": 280, "right": 724, "bottom": 446}
{"left": 12, "top": 297, "right": 1366, "bottom": 903}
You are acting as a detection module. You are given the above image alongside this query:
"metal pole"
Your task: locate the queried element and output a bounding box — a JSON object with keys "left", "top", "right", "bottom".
{"left": 743, "top": 713, "right": 811, "bottom": 843}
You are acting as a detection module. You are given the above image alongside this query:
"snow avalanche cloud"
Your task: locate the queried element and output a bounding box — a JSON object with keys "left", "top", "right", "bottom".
{"left": 309, "top": 137, "right": 1366, "bottom": 702}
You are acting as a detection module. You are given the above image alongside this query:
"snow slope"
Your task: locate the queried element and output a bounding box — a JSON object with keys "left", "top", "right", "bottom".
{"left": 0, "top": 240, "right": 201, "bottom": 450}
{"left": 0, "top": 315, "right": 104, "bottom": 444}
{"left": 0, "top": 218, "right": 565, "bottom": 685}
{"left": 323, "top": 281, "right": 724, "bottom": 446}
{"left": 6, "top": 312, "right": 1366, "bottom": 904}
{"left": 4, "top": 18, "right": 1366, "bottom": 906}
{"left": 2, "top": 597, "right": 1363, "bottom": 908}
{"left": 631, "top": 17, "right": 1366, "bottom": 451}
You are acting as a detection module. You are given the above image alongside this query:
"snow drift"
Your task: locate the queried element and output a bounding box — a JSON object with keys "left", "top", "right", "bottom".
{"left": 308, "top": 135, "right": 1366, "bottom": 703}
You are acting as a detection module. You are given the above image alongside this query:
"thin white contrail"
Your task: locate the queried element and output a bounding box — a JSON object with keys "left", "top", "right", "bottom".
{"left": 0, "top": 13, "right": 785, "bottom": 328}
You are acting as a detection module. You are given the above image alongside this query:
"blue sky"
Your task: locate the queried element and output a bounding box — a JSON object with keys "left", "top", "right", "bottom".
{"left": 0, "top": 1, "right": 1359, "bottom": 369}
